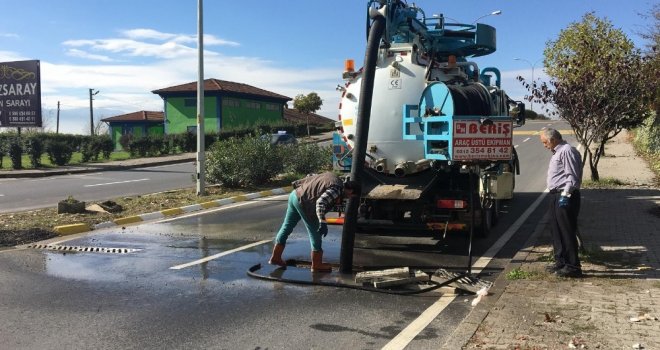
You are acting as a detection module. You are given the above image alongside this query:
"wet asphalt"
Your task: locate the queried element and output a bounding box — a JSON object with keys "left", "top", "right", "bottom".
{"left": 0, "top": 122, "right": 559, "bottom": 349}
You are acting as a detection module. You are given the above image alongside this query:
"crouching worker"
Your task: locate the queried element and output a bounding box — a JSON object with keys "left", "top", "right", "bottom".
{"left": 269, "top": 172, "right": 359, "bottom": 272}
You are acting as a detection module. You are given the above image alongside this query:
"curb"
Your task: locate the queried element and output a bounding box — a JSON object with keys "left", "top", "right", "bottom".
{"left": 53, "top": 223, "right": 92, "bottom": 235}
{"left": 441, "top": 210, "right": 551, "bottom": 349}
{"left": 55, "top": 186, "right": 294, "bottom": 235}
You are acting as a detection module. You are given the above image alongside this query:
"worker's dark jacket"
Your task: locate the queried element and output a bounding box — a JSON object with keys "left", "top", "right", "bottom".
{"left": 293, "top": 172, "right": 342, "bottom": 223}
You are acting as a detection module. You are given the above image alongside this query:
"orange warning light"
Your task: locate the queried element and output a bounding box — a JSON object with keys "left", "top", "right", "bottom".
{"left": 344, "top": 59, "right": 355, "bottom": 72}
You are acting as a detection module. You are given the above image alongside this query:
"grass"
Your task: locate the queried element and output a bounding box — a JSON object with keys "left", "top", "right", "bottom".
{"left": 506, "top": 267, "right": 539, "bottom": 280}
{"left": 581, "top": 177, "right": 628, "bottom": 189}
{"left": 0, "top": 151, "right": 133, "bottom": 170}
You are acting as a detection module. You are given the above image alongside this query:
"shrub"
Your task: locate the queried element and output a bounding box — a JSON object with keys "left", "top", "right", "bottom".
{"left": 119, "top": 134, "right": 133, "bottom": 152}
{"left": 0, "top": 143, "right": 4, "bottom": 168}
{"left": 80, "top": 139, "right": 95, "bottom": 162}
{"left": 46, "top": 140, "right": 73, "bottom": 166}
{"left": 174, "top": 132, "right": 196, "bottom": 153}
{"left": 98, "top": 136, "right": 114, "bottom": 159}
{"left": 160, "top": 134, "right": 174, "bottom": 155}
{"left": 205, "top": 135, "right": 284, "bottom": 187}
{"left": 633, "top": 114, "right": 660, "bottom": 154}
{"left": 24, "top": 136, "right": 44, "bottom": 168}
{"left": 282, "top": 142, "right": 333, "bottom": 175}
{"left": 147, "top": 135, "right": 163, "bottom": 156}
{"left": 128, "top": 136, "right": 150, "bottom": 157}
{"left": 8, "top": 138, "right": 23, "bottom": 169}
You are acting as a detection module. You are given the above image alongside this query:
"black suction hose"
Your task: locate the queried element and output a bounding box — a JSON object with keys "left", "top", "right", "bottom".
{"left": 247, "top": 263, "right": 464, "bottom": 296}
{"left": 340, "top": 12, "right": 386, "bottom": 273}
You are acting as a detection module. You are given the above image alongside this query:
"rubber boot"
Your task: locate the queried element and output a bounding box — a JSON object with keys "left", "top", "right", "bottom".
{"left": 311, "top": 250, "right": 332, "bottom": 272}
{"left": 268, "top": 243, "right": 287, "bottom": 267}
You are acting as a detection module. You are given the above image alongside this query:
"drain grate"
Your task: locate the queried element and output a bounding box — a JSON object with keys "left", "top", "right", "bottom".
{"left": 27, "top": 244, "right": 141, "bottom": 254}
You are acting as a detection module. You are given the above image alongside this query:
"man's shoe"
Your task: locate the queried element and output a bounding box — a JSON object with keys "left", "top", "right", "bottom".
{"left": 555, "top": 266, "right": 583, "bottom": 278}
{"left": 544, "top": 262, "right": 564, "bottom": 273}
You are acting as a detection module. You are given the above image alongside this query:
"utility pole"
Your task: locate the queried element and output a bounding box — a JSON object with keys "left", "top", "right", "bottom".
{"left": 56, "top": 101, "right": 60, "bottom": 134}
{"left": 89, "top": 88, "right": 99, "bottom": 135}
{"left": 196, "top": 0, "right": 206, "bottom": 196}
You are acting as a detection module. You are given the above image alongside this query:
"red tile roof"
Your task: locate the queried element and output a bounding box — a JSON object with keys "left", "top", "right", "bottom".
{"left": 152, "top": 78, "right": 291, "bottom": 102}
{"left": 283, "top": 108, "right": 335, "bottom": 125}
{"left": 101, "top": 111, "right": 164, "bottom": 123}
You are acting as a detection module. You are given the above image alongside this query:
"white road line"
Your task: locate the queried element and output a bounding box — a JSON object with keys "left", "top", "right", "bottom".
{"left": 0, "top": 194, "right": 4, "bottom": 197}
{"left": 84, "top": 178, "right": 150, "bottom": 187}
{"left": 382, "top": 295, "right": 456, "bottom": 350}
{"left": 523, "top": 137, "right": 531, "bottom": 142}
{"left": 514, "top": 145, "right": 520, "bottom": 148}
{"left": 169, "top": 240, "right": 271, "bottom": 270}
{"left": 382, "top": 189, "right": 549, "bottom": 350}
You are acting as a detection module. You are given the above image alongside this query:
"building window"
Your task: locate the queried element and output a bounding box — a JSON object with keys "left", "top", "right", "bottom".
{"left": 244, "top": 101, "right": 261, "bottom": 109}
{"left": 184, "top": 98, "right": 196, "bottom": 107}
{"left": 265, "top": 103, "right": 280, "bottom": 111}
{"left": 223, "top": 98, "right": 240, "bottom": 108}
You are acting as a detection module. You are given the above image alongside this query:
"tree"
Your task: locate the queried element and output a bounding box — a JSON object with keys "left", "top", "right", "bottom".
{"left": 638, "top": 3, "right": 660, "bottom": 115}
{"left": 524, "top": 13, "right": 654, "bottom": 180}
{"left": 293, "top": 92, "right": 323, "bottom": 137}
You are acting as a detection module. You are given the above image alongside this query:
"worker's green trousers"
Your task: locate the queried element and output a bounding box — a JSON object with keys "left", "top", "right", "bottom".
{"left": 274, "top": 190, "right": 322, "bottom": 251}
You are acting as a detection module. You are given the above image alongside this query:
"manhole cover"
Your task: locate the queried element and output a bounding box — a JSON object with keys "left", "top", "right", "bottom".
{"left": 27, "top": 244, "right": 141, "bottom": 254}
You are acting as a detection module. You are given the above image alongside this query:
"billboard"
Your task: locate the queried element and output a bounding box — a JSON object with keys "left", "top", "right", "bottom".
{"left": 0, "top": 60, "right": 42, "bottom": 127}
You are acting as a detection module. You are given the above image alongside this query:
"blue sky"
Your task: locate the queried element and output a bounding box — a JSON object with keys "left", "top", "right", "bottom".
{"left": 0, "top": 0, "right": 655, "bottom": 134}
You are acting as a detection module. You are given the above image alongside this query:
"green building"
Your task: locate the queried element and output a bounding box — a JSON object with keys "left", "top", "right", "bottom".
{"left": 101, "top": 111, "right": 164, "bottom": 151}
{"left": 152, "top": 78, "right": 292, "bottom": 134}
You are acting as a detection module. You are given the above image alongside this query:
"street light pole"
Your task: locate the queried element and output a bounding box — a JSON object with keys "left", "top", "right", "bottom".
{"left": 514, "top": 58, "right": 541, "bottom": 112}
{"left": 472, "top": 10, "right": 502, "bottom": 24}
{"left": 196, "top": 0, "right": 206, "bottom": 196}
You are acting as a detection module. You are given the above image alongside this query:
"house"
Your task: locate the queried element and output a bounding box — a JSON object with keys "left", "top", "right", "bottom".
{"left": 101, "top": 111, "right": 164, "bottom": 150}
{"left": 152, "top": 78, "right": 292, "bottom": 134}
{"left": 282, "top": 107, "right": 335, "bottom": 126}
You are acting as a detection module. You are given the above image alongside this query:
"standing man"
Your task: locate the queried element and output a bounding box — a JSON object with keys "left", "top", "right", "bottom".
{"left": 269, "top": 172, "right": 359, "bottom": 272}
{"left": 540, "top": 128, "right": 583, "bottom": 277}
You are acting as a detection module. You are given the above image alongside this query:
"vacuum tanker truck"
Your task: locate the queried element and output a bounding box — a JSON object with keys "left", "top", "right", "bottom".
{"left": 332, "top": 0, "right": 525, "bottom": 237}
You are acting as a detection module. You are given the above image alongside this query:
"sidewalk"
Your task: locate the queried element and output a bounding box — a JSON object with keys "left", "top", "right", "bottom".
{"left": 449, "top": 131, "right": 660, "bottom": 349}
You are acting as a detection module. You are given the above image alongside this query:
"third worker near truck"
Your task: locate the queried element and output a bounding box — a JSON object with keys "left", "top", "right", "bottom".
{"left": 540, "top": 128, "right": 583, "bottom": 278}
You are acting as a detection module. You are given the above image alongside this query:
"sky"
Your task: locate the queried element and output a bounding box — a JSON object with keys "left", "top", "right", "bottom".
{"left": 0, "top": 0, "right": 656, "bottom": 134}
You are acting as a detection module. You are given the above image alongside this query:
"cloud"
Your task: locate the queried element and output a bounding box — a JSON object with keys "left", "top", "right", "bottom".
{"left": 0, "top": 33, "right": 19, "bottom": 39}
{"left": 66, "top": 49, "right": 115, "bottom": 62}
{"left": 121, "top": 28, "right": 240, "bottom": 46}
{"left": 14, "top": 26, "right": 341, "bottom": 132}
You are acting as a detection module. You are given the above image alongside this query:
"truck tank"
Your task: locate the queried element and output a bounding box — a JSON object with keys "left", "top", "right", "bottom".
{"left": 333, "top": 0, "right": 525, "bottom": 237}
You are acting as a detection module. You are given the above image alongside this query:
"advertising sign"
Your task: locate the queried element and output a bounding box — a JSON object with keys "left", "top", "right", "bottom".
{"left": 0, "top": 60, "right": 42, "bottom": 127}
{"left": 452, "top": 120, "right": 513, "bottom": 161}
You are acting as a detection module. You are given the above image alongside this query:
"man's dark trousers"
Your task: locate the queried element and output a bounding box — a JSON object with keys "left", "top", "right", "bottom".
{"left": 549, "top": 190, "right": 581, "bottom": 269}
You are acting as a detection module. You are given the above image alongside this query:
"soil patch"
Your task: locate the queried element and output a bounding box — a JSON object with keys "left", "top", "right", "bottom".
{"left": 0, "top": 228, "right": 57, "bottom": 247}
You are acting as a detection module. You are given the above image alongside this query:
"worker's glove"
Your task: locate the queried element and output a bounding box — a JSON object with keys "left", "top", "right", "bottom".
{"left": 317, "top": 223, "right": 328, "bottom": 238}
{"left": 558, "top": 195, "right": 570, "bottom": 208}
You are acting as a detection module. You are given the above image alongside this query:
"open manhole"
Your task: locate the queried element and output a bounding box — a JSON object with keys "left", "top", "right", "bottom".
{"left": 27, "top": 244, "right": 142, "bottom": 254}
